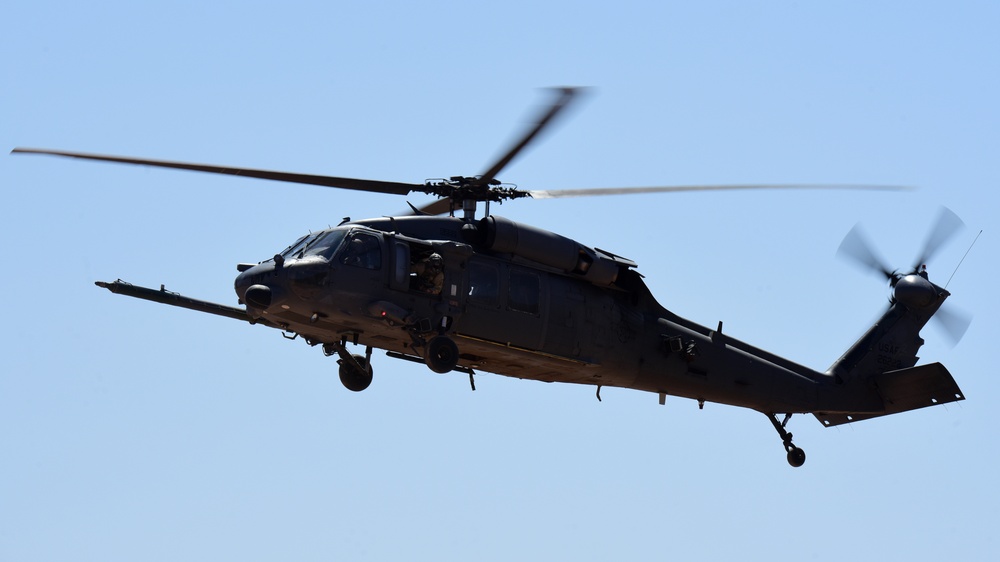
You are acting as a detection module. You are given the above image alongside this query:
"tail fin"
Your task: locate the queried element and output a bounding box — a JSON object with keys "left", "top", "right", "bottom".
{"left": 826, "top": 280, "right": 940, "bottom": 383}
{"left": 817, "top": 274, "right": 965, "bottom": 426}
{"left": 830, "top": 207, "right": 967, "bottom": 380}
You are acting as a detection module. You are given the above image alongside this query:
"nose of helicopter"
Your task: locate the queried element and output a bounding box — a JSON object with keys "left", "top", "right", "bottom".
{"left": 243, "top": 284, "right": 273, "bottom": 309}
{"left": 234, "top": 254, "right": 331, "bottom": 313}
{"left": 234, "top": 259, "right": 284, "bottom": 312}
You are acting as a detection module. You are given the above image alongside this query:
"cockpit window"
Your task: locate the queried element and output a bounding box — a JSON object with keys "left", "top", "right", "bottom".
{"left": 281, "top": 234, "right": 315, "bottom": 258}
{"left": 302, "top": 229, "right": 348, "bottom": 259}
{"left": 340, "top": 232, "right": 382, "bottom": 269}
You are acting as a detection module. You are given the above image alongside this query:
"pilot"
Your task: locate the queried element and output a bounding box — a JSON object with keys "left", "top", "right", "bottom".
{"left": 342, "top": 235, "right": 380, "bottom": 268}
{"left": 412, "top": 253, "right": 444, "bottom": 295}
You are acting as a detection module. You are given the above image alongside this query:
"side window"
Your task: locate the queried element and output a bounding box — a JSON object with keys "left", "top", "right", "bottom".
{"left": 393, "top": 242, "right": 411, "bottom": 286}
{"left": 340, "top": 232, "right": 382, "bottom": 270}
{"left": 508, "top": 269, "right": 540, "bottom": 314}
{"left": 468, "top": 261, "right": 499, "bottom": 305}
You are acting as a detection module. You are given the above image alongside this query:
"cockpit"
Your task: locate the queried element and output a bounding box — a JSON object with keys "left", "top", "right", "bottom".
{"left": 279, "top": 229, "right": 349, "bottom": 261}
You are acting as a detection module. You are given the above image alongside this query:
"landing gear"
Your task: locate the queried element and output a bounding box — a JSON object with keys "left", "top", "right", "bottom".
{"left": 425, "top": 335, "right": 459, "bottom": 374}
{"left": 338, "top": 354, "right": 373, "bottom": 392}
{"left": 767, "top": 413, "right": 806, "bottom": 468}
{"left": 324, "top": 340, "right": 374, "bottom": 392}
{"left": 786, "top": 446, "right": 806, "bottom": 468}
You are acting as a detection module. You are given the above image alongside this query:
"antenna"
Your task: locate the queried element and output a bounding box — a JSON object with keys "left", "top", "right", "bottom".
{"left": 945, "top": 229, "right": 982, "bottom": 289}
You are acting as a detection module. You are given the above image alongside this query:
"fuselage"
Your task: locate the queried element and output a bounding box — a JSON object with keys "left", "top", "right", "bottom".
{"left": 92, "top": 211, "right": 961, "bottom": 468}
{"left": 233, "top": 215, "right": 842, "bottom": 415}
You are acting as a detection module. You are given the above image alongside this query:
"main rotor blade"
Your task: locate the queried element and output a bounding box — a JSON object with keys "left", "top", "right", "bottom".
{"left": 913, "top": 206, "right": 964, "bottom": 269}
{"left": 528, "top": 184, "right": 910, "bottom": 199}
{"left": 409, "top": 198, "right": 454, "bottom": 216}
{"left": 12, "top": 147, "right": 422, "bottom": 196}
{"left": 407, "top": 184, "right": 905, "bottom": 216}
{"left": 477, "top": 87, "right": 581, "bottom": 186}
{"left": 837, "top": 223, "right": 894, "bottom": 281}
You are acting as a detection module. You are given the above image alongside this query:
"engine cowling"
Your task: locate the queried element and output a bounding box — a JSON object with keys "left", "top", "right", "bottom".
{"left": 473, "top": 215, "right": 629, "bottom": 286}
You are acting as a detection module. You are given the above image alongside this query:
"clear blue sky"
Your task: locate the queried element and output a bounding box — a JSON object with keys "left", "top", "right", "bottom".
{"left": 3, "top": 1, "right": 998, "bottom": 560}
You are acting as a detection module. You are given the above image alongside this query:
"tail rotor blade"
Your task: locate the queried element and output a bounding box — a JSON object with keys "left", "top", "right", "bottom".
{"left": 914, "top": 206, "right": 965, "bottom": 269}
{"left": 837, "top": 224, "right": 894, "bottom": 281}
{"left": 934, "top": 305, "right": 972, "bottom": 347}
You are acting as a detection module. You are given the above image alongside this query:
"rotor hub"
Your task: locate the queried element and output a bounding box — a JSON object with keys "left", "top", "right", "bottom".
{"left": 421, "top": 176, "right": 530, "bottom": 204}
{"left": 892, "top": 273, "right": 939, "bottom": 309}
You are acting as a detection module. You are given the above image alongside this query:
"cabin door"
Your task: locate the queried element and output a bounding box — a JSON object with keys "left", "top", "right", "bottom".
{"left": 461, "top": 260, "right": 547, "bottom": 350}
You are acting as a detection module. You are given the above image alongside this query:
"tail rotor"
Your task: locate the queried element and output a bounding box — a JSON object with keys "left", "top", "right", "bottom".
{"left": 836, "top": 206, "right": 971, "bottom": 345}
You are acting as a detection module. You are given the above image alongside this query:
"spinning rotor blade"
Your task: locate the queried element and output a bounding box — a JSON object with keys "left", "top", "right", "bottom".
{"left": 837, "top": 223, "right": 894, "bottom": 281}
{"left": 913, "top": 206, "right": 964, "bottom": 270}
{"left": 11, "top": 147, "right": 422, "bottom": 196}
{"left": 409, "top": 183, "right": 909, "bottom": 216}
{"left": 477, "top": 87, "right": 581, "bottom": 186}
{"left": 934, "top": 305, "right": 972, "bottom": 347}
{"left": 528, "top": 183, "right": 908, "bottom": 199}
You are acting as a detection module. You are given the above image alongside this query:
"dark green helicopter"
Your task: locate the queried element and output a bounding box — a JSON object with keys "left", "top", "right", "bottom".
{"left": 13, "top": 88, "right": 968, "bottom": 467}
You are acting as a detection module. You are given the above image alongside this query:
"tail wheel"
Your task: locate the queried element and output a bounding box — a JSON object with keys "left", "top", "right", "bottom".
{"left": 786, "top": 446, "right": 806, "bottom": 468}
{"left": 425, "top": 336, "right": 459, "bottom": 374}
{"left": 339, "top": 354, "right": 373, "bottom": 392}
{"left": 767, "top": 413, "right": 807, "bottom": 468}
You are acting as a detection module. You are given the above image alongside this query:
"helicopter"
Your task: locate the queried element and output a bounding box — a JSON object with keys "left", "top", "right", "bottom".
{"left": 12, "top": 88, "right": 967, "bottom": 467}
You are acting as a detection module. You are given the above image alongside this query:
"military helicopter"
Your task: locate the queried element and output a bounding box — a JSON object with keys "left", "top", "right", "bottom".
{"left": 13, "top": 88, "right": 967, "bottom": 467}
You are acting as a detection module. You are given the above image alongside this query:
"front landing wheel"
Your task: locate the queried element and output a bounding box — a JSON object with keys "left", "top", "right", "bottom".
{"left": 425, "top": 336, "right": 459, "bottom": 374}
{"left": 339, "top": 354, "right": 373, "bottom": 392}
{"left": 786, "top": 446, "right": 806, "bottom": 468}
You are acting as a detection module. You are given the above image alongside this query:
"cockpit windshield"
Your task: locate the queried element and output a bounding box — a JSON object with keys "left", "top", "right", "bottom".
{"left": 279, "top": 229, "right": 348, "bottom": 260}
{"left": 301, "top": 229, "right": 348, "bottom": 259}
{"left": 281, "top": 234, "right": 314, "bottom": 258}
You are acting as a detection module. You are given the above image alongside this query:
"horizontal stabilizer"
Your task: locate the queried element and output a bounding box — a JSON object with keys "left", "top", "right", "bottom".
{"left": 816, "top": 363, "right": 964, "bottom": 427}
